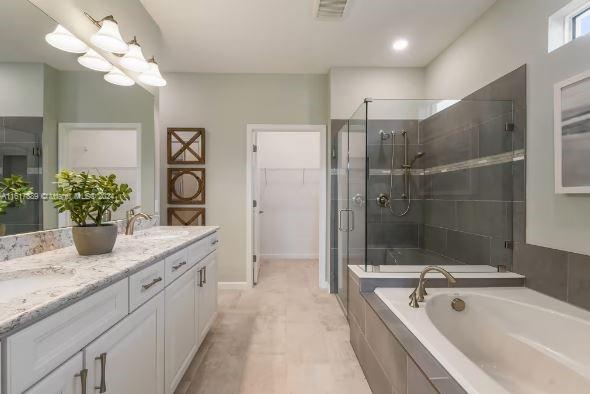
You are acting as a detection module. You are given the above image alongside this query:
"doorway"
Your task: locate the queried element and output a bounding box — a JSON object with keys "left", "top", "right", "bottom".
{"left": 57, "top": 123, "right": 142, "bottom": 227}
{"left": 246, "top": 124, "right": 327, "bottom": 288}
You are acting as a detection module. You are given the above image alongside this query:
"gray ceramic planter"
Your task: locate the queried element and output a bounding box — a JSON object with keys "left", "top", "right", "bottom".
{"left": 72, "top": 224, "right": 118, "bottom": 255}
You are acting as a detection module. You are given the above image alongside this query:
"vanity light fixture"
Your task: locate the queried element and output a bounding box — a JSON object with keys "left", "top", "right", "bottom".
{"left": 104, "top": 66, "right": 135, "bottom": 86}
{"left": 85, "top": 13, "right": 128, "bottom": 54}
{"left": 45, "top": 25, "right": 88, "bottom": 53}
{"left": 138, "top": 57, "right": 167, "bottom": 87}
{"left": 392, "top": 38, "right": 409, "bottom": 51}
{"left": 120, "top": 36, "right": 149, "bottom": 72}
{"left": 77, "top": 49, "right": 113, "bottom": 72}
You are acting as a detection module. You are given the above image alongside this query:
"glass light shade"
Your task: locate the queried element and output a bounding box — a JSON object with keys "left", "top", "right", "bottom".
{"left": 104, "top": 67, "right": 135, "bottom": 86}
{"left": 120, "top": 42, "right": 149, "bottom": 72}
{"left": 90, "top": 19, "right": 128, "bottom": 54}
{"left": 45, "top": 25, "right": 88, "bottom": 53}
{"left": 77, "top": 49, "right": 112, "bottom": 72}
{"left": 138, "top": 61, "right": 166, "bottom": 87}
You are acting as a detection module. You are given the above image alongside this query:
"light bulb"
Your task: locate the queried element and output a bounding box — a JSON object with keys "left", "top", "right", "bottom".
{"left": 120, "top": 38, "right": 149, "bottom": 72}
{"left": 392, "top": 39, "right": 409, "bottom": 51}
{"left": 91, "top": 17, "right": 128, "bottom": 54}
{"left": 45, "top": 25, "right": 88, "bottom": 53}
{"left": 104, "top": 67, "right": 135, "bottom": 86}
{"left": 78, "top": 49, "right": 112, "bottom": 72}
{"left": 139, "top": 58, "right": 166, "bottom": 87}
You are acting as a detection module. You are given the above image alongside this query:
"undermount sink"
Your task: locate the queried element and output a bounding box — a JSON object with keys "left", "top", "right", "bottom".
{"left": 0, "top": 267, "right": 75, "bottom": 303}
{"left": 132, "top": 229, "right": 190, "bottom": 240}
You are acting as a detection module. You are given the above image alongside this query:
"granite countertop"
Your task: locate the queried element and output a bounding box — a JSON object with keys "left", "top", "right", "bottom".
{"left": 0, "top": 226, "right": 219, "bottom": 337}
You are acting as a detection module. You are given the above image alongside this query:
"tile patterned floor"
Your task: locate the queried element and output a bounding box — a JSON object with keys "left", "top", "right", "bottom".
{"left": 175, "top": 259, "right": 371, "bottom": 394}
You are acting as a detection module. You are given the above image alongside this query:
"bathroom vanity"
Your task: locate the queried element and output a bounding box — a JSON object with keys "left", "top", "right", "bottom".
{"left": 0, "top": 226, "right": 219, "bottom": 394}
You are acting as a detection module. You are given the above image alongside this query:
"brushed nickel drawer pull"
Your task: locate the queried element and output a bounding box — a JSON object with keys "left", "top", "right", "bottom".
{"left": 75, "top": 368, "right": 88, "bottom": 394}
{"left": 142, "top": 277, "right": 162, "bottom": 290}
{"left": 211, "top": 239, "right": 219, "bottom": 245}
{"left": 94, "top": 353, "right": 107, "bottom": 393}
{"left": 203, "top": 266, "right": 207, "bottom": 284}
{"left": 172, "top": 261, "right": 187, "bottom": 271}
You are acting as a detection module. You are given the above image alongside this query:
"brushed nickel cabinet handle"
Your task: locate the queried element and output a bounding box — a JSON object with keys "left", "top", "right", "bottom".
{"left": 94, "top": 353, "right": 107, "bottom": 393}
{"left": 142, "top": 277, "right": 162, "bottom": 290}
{"left": 211, "top": 239, "right": 219, "bottom": 245}
{"left": 75, "top": 368, "right": 88, "bottom": 394}
{"left": 198, "top": 268, "right": 203, "bottom": 287}
{"left": 172, "top": 261, "right": 187, "bottom": 271}
{"left": 203, "top": 266, "right": 207, "bottom": 284}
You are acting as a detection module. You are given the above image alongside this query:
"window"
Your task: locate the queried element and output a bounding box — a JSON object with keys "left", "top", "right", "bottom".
{"left": 573, "top": 6, "right": 590, "bottom": 38}
{"left": 548, "top": 0, "right": 590, "bottom": 52}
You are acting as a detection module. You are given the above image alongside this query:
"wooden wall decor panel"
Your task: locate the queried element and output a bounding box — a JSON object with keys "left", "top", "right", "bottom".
{"left": 168, "top": 168, "right": 205, "bottom": 204}
{"left": 167, "top": 208, "right": 206, "bottom": 226}
{"left": 167, "top": 128, "right": 205, "bottom": 164}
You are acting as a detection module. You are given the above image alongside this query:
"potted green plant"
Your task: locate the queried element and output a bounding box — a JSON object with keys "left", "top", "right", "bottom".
{"left": 0, "top": 175, "right": 34, "bottom": 236}
{"left": 52, "top": 170, "right": 132, "bottom": 255}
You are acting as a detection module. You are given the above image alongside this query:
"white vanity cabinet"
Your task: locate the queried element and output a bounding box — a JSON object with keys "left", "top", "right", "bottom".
{"left": 2, "top": 230, "right": 219, "bottom": 394}
{"left": 197, "top": 251, "right": 218, "bottom": 341}
{"left": 86, "top": 292, "right": 165, "bottom": 394}
{"left": 164, "top": 265, "right": 198, "bottom": 393}
{"left": 23, "top": 353, "right": 84, "bottom": 394}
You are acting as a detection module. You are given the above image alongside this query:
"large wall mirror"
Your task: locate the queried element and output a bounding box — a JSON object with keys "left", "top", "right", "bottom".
{"left": 0, "top": 0, "right": 156, "bottom": 235}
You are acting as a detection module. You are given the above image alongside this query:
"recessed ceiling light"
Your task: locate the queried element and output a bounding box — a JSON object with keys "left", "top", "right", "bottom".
{"left": 392, "top": 39, "right": 409, "bottom": 51}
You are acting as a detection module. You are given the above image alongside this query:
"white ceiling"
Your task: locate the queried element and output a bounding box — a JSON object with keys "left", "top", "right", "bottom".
{"left": 140, "top": 0, "right": 496, "bottom": 73}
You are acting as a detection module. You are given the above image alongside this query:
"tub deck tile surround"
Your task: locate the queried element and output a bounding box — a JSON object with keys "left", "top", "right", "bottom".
{"left": 348, "top": 268, "right": 467, "bottom": 394}
{"left": 349, "top": 264, "right": 525, "bottom": 293}
{"left": 0, "top": 225, "right": 218, "bottom": 336}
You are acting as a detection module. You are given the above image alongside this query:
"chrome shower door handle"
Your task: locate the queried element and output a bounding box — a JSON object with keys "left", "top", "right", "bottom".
{"left": 338, "top": 209, "right": 346, "bottom": 231}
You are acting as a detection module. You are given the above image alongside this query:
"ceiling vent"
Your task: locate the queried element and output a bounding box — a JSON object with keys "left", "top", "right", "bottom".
{"left": 314, "top": 0, "right": 350, "bottom": 19}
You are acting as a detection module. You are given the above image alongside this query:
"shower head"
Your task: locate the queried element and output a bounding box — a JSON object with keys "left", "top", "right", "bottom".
{"left": 379, "top": 130, "right": 392, "bottom": 141}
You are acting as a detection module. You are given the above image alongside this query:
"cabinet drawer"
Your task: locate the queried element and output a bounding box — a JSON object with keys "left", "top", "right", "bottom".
{"left": 164, "top": 248, "right": 189, "bottom": 286}
{"left": 6, "top": 280, "right": 128, "bottom": 394}
{"left": 129, "top": 260, "right": 165, "bottom": 312}
{"left": 188, "top": 238, "right": 208, "bottom": 266}
{"left": 207, "top": 232, "right": 220, "bottom": 254}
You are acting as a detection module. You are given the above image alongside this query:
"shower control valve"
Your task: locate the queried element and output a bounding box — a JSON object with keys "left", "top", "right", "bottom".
{"left": 376, "top": 193, "right": 390, "bottom": 208}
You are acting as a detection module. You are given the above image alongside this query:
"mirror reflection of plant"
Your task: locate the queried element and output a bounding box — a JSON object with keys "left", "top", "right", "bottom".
{"left": 0, "top": 175, "right": 34, "bottom": 215}
{"left": 52, "top": 170, "right": 132, "bottom": 227}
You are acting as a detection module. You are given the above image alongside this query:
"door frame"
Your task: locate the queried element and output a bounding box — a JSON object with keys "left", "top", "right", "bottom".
{"left": 57, "top": 122, "right": 142, "bottom": 227}
{"left": 246, "top": 124, "right": 328, "bottom": 289}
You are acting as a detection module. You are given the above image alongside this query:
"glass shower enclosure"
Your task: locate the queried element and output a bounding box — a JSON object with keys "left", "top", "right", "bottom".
{"left": 333, "top": 98, "right": 519, "bottom": 310}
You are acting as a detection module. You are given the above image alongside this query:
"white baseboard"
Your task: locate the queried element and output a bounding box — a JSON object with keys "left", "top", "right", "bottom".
{"left": 218, "top": 281, "right": 250, "bottom": 290}
{"left": 261, "top": 254, "right": 319, "bottom": 260}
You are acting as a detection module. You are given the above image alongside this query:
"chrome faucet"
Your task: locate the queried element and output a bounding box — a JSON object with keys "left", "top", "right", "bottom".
{"left": 125, "top": 212, "right": 153, "bottom": 235}
{"left": 409, "top": 266, "right": 457, "bottom": 308}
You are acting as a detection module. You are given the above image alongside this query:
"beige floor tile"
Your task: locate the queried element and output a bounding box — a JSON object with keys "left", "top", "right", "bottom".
{"left": 176, "top": 259, "right": 370, "bottom": 394}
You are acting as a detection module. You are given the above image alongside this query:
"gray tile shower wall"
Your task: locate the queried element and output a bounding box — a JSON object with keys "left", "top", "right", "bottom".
{"left": 419, "top": 67, "right": 524, "bottom": 268}
{"left": 366, "top": 120, "right": 423, "bottom": 263}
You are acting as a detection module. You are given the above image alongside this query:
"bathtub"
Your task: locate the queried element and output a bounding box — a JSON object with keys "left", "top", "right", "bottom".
{"left": 374, "top": 287, "right": 590, "bottom": 394}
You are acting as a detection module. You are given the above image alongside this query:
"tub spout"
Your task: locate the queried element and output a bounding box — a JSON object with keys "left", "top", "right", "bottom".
{"left": 409, "top": 266, "right": 457, "bottom": 308}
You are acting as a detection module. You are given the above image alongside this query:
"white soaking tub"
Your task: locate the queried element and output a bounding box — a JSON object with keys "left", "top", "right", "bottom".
{"left": 374, "top": 287, "right": 590, "bottom": 394}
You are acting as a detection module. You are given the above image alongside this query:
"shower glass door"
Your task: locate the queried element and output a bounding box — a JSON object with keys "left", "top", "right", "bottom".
{"left": 335, "top": 102, "right": 367, "bottom": 309}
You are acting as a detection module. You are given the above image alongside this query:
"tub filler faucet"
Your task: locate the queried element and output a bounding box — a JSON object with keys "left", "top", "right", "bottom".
{"left": 409, "top": 266, "right": 457, "bottom": 308}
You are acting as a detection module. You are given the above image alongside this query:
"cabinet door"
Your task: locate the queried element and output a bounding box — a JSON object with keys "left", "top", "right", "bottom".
{"left": 198, "top": 252, "right": 218, "bottom": 341}
{"left": 165, "top": 266, "right": 198, "bottom": 394}
{"left": 86, "top": 292, "right": 164, "bottom": 394}
{"left": 24, "top": 353, "right": 85, "bottom": 394}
